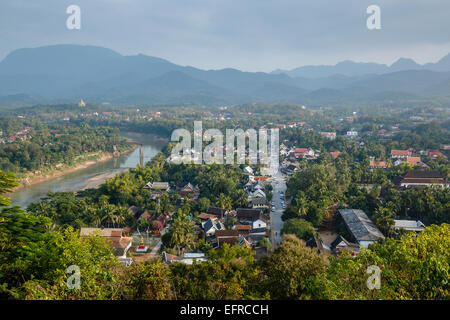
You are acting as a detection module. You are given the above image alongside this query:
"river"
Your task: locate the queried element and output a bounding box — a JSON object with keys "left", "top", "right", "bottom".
{"left": 9, "top": 133, "right": 164, "bottom": 209}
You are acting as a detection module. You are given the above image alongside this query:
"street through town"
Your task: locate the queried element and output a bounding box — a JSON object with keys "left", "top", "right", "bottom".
{"left": 270, "top": 169, "right": 287, "bottom": 249}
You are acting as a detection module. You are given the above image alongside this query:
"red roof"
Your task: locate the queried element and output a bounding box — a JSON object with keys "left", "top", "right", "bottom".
{"left": 320, "top": 132, "right": 336, "bottom": 136}
{"left": 428, "top": 150, "right": 445, "bottom": 158}
{"left": 330, "top": 151, "right": 341, "bottom": 159}
{"left": 295, "top": 148, "right": 308, "bottom": 153}
{"left": 370, "top": 160, "right": 388, "bottom": 168}
{"left": 197, "top": 213, "right": 217, "bottom": 220}
{"left": 391, "top": 150, "right": 410, "bottom": 156}
{"left": 406, "top": 157, "right": 421, "bottom": 165}
{"left": 235, "top": 224, "right": 251, "bottom": 231}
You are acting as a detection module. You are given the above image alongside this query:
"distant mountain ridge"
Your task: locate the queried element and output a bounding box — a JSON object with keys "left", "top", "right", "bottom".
{"left": 272, "top": 54, "right": 450, "bottom": 78}
{"left": 0, "top": 44, "right": 450, "bottom": 106}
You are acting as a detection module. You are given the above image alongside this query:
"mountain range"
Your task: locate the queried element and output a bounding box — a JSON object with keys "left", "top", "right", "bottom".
{"left": 271, "top": 56, "right": 450, "bottom": 78}
{"left": 1, "top": 44, "right": 450, "bottom": 106}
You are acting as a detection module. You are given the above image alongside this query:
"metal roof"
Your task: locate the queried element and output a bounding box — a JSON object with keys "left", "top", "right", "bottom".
{"left": 394, "top": 220, "right": 425, "bottom": 231}
{"left": 339, "top": 209, "right": 385, "bottom": 242}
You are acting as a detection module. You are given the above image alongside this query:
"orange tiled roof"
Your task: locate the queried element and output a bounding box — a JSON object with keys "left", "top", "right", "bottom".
{"left": 235, "top": 224, "right": 252, "bottom": 231}
{"left": 330, "top": 151, "right": 341, "bottom": 159}
{"left": 391, "top": 150, "right": 410, "bottom": 156}
{"left": 406, "top": 157, "right": 421, "bottom": 165}
{"left": 370, "top": 160, "right": 387, "bottom": 167}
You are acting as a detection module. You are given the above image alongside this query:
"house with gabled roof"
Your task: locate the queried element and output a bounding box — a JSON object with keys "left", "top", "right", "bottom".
{"left": 162, "top": 252, "right": 207, "bottom": 265}
{"left": 206, "top": 206, "right": 227, "bottom": 219}
{"left": 282, "top": 163, "right": 299, "bottom": 175}
{"left": 338, "top": 209, "right": 385, "bottom": 249}
{"left": 212, "top": 230, "right": 252, "bottom": 249}
{"left": 391, "top": 150, "right": 411, "bottom": 159}
{"left": 143, "top": 181, "right": 170, "bottom": 191}
{"left": 306, "top": 234, "right": 331, "bottom": 255}
{"left": 243, "top": 166, "right": 254, "bottom": 175}
{"left": 202, "top": 218, "right": 225, "bottom": 237}
{"left": 236, "top": 208, "right": 267, "bottom": 230}
{"left": 143, "top": 181, "right": 170, "bottom": 200}
{"left": 250, "top": 189, "right": 266, "bottom": 199}
{"left": 320, "top": 132, "right": 336, "bottom": 140}
{"left": 197, "top": 213, "right": 218, "bottom": 221}
{"left": 330, "top": 151, "right": 341, "bottom": 160}
{"left": 406, "top": 156, "right": 424, "bottom": 167}
{"left": 250, "top": 196, "right": 269, "bottom": 209}
{"left": 80, "top": 228, "right": 133, "bottom": 265}
{"left": 399, "top": 170, "right": 447, "bottom": 188}
{"left": 214, "top": 229, "right": 239, "bottom": 245}
{"left": 234, "top": 223, "right": 252, "bottom": 235}
{"left": 370, "top": 160, "right": 388, "bottom": 169}
{"left": 428, "top": 149, "right": 446, "bottom": 159}
{"left": 330, "top": 235, "right": 360, "bottom": 256}
{"left": 175, "top": 182, "right": 200, "bottom": 199}
{"left": 394, "top": 220, "right": 425, "bottom": 232}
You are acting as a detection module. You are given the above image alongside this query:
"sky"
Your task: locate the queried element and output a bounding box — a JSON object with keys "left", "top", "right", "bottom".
{"left": 0, "top": 0, "right": 449, "bottom": 72}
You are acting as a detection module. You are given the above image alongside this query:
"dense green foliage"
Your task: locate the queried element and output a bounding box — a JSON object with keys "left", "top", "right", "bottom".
{"left": 281, "top": 218, "right": 316, "bottom": 241}
{"left": 0, "top": 117, "right": 127, "bottom": 174}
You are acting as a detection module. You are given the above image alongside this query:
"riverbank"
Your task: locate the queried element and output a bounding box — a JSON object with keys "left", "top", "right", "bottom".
{"left": 78, "top": 169, "right": 129, "bottom": 190}
{"left": 14, "top": 147, "right": 136, "bottom": 191}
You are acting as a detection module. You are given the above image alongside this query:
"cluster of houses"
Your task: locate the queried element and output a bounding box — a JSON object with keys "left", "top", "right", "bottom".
{"left": 0, "top": 126, "right": 33, "bottom": 144}
{"left": 279, "top": 143, "right": 320, "bottom": 162}
{"left": 143, "top": 181, "right": 201, "bottom": 201}
{"left": 78, "top": 205, "right": 427, "bottom": 266}
{"left": 243, "top": 166, "right": 270, "bottom": 209}
{"left": 77, "top": 106, "right": 162, "bottom": 123}
{"left": 197, "top": 207, "right": 269, "bottom": 250}
{"left": 0, "top": 125, "right": 78, "bottom": 144}
{"left": 274, "top": 120, "right": 307, "bottom": 130}
{"left": 192, "top": 165, "right": 272, "bottom": 253}
{"left": 370, "top": 148, "right": 447, "bottom": 170}
{"left": 141, "top": 174, "right": 272, "bottom": 263}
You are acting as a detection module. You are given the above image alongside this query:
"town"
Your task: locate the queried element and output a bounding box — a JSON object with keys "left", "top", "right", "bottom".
{"left": 1, "top": 101, "right": 448, "bottom": 300}
{"left": 1, "top": 0, "right": 450, "bottom": 304}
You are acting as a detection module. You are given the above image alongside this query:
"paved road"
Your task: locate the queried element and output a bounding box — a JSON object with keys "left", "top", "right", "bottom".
{"left": 270, "top": 170, "right": 287, "bottom": 249}
{"left": 149, "top": 240, "right": 162, "bottom": 257}
{"left": 132, "top": 227, "right": 167, "bottom": 260}
{"left": 148, "top": 226, "right": 168, "bottom": 259}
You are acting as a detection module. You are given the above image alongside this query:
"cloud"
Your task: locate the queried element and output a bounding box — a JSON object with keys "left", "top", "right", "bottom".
{"left": 0, "top": 0, "right": 449, "bottom": 71}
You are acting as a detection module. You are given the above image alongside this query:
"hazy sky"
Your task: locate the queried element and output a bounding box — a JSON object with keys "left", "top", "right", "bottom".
{"left": 0, "top": 0, "right": 449, "bottom": 72}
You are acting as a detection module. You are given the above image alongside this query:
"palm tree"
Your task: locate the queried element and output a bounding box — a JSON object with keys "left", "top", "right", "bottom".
{"left": 294, "top": 193, "right": 308, "bottom": 217}
{"left": 217, "top": 193, "right": 232, "bottom": 211}
{"left": 169, "top": 212, "right": 194, "bottom": 255}
{"left": 374, "top": 206, "right": 395, "bottom": 236}
{"left": 92, "top": 209, "right": 103, "bottom": 228}
{"left": 102, "top": 206, "right": 118, "bottom": 228}
{"left": 234, "top": 189, "right": 249, "bottom": 208}
{"left": 115, "top": 207, "right": 130, "bottom": 227}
